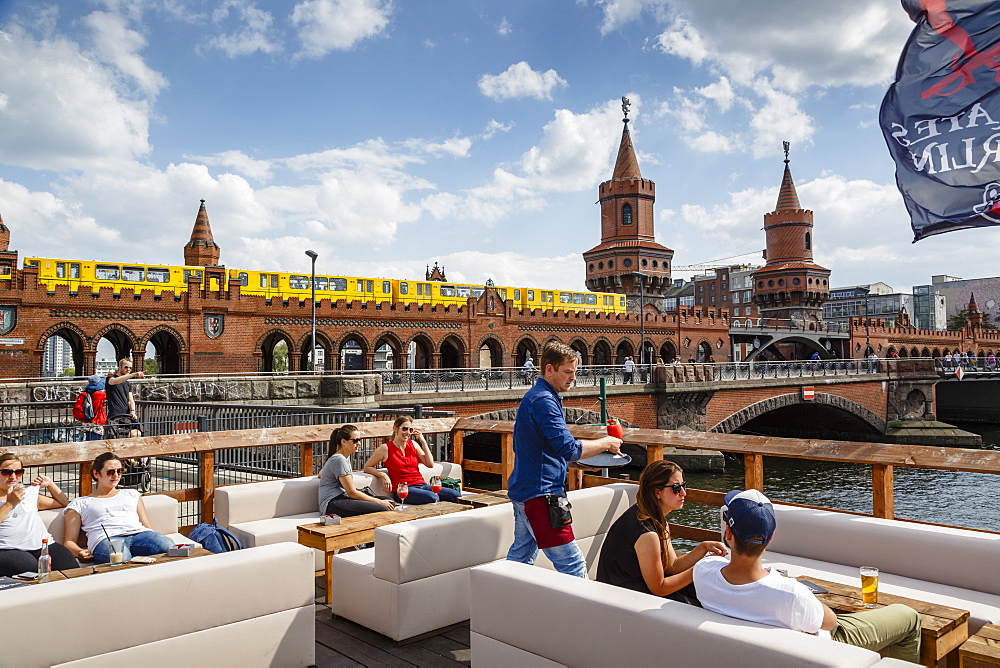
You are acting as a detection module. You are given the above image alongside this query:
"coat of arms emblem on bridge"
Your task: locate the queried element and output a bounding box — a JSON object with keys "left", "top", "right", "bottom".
{"left": 0, "top": 306, "right": 15, "bottom": 335}
{"left": 204, "top": 313, "right": 224, "bottom": 339}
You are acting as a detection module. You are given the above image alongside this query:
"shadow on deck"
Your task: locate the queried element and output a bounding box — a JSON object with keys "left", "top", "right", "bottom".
{"left": 314, "top": 577, "right": 471, "bottom": 667}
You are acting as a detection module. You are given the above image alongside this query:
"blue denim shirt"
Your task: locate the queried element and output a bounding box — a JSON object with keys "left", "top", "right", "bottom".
{"left": 507, "top": 377, "right": 583, "bottom": 503}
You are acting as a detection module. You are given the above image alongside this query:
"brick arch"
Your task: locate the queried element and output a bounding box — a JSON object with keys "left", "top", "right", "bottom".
{"left": 474, "top": 334, "right": 504, "bottom": 367}
{"left": 35, "top": 321, "right": 90, "bottom": 351}
{"left": 406, "top": 333, "right": 436, "bottom": 369}
{"left": 93, "top": 323, "right": 140, "bottom": 361}
{"left": 373, "top": 331, "right": 405, "bottom": 369}
{"left": 592, "top": 337, "right": 613, "bottom": 366}
{"left": 567, "top": 337, "right": 589, "bottom": 365}
{"left": 140, "top": 324, "right": 188, "bottom": 352}
{"left": 438, "top": 333, "right": 466, "bottom": 369}
{"left": 254, "top": 328, "right": 294, "bottom": 354}
{"left": 514, "top": 335, "right": 539, "bottom": 365}
{"left": 255, "top": 328, "right": 294, "bottom": 373}
{"left": 710, "top": 392, "right": 887, "bottom": 434}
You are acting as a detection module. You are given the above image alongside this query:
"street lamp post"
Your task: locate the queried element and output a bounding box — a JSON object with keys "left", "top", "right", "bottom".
{"left": 632, "top": 272, "right": 647, "bottom": 377}
{"left": 305, "top": 250, "right": 318, "bottom": 372}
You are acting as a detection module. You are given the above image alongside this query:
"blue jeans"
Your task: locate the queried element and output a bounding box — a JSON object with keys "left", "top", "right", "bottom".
{"left": 506, "top": 499, "right": 587, "bottom": 578}
{"left": 83, "top": 431, "right": 103, "bottom": 441}
{"left": 91, "top": 531, "right": 174, "bottom": 564}
{"left": 393, "top": 483, "right": 461, "bottom": 505}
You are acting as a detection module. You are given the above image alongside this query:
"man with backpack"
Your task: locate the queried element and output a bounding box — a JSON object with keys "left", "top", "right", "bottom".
{"left": 74, "top": 375, "right": 107, "bottom": 441}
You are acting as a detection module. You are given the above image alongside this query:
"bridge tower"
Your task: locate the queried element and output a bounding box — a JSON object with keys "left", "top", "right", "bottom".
{"left": 583, "top": 98, "right": 673, "bottom": 312}
{"left": 183, "top": 199, "right": 222, "bottom": 267}
{"left": 752, "top": 145, "right": 830, "bottom": 327}
{"left": 0, "top": 212, "right": 17, "bottom": 277}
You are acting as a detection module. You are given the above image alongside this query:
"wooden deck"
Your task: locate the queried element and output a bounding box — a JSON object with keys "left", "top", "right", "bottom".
{"left": 313, "top": 578, "right": 471, "bottom": 667}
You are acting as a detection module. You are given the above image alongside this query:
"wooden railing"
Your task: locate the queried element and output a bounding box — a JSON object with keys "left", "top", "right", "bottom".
{"left": 449, "top": 418, "right": 1000, "bottom": 541}
{"left": 9, "top": 418, "right": 459, "bottom": 525}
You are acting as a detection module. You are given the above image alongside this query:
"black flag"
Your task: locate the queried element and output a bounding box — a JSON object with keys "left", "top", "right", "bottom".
{"left": 881, "top": 0, "right": 1000, "bottom": 241}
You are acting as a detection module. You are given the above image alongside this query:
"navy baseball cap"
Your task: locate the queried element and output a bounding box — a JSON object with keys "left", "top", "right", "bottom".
{"left": 722, "top": 489, "right": 776, "bottom": 545}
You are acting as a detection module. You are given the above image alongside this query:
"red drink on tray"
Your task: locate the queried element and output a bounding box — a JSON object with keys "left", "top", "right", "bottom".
{"left": 606, "top": 418, "right": 623, "bottom": 439}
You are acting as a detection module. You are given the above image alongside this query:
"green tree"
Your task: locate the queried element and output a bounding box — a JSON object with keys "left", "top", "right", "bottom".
{"left": 947, "top": 309, "right": 998, "bottom": 331}
{"left": 59, "top": 367, "right": 76, "bottom": 377}
{"left": 272, "top": 341, "right": 289, "bottom": 372}
{"left": 144, "top": 358, "right": 158, "bottom": 375}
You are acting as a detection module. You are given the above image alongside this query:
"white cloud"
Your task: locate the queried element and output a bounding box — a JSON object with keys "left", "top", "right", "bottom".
{"left": 0, "top": 25, "right": 153, "bottom": 171}
{"left": 478, "top": 62, "right": 568, "bottom": 101}
{"left": 595, "top": 0, "right": 670, "bottom": 35}
{"left": 82, "top": 11, "right": 168, "bottom": 96}
{"left": 402, "top": 137, "right": 472, "bottom": 158}
{"left": 187, "top": 150, "right": 274, "bottom": 182}
{"left": 206, "top": 0, "right": 282, "bottom": 57}
{"left": 291, "top": 0, "right": 392, "bottom": 59}
{"left": 481, "top": 119, "right": 514, "bottom": 140}
{"left": 747, "top": 78, "right": 814, "bottom": 158}
{"left": 498, "top": 17, "right": 512, "bottom": 36}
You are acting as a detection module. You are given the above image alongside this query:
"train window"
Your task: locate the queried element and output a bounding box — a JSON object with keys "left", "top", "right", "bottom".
{"left": 499, "top": 288, "right": 506, "bottom": 299}
{"left": 619, "top": 296, "right": 626, "bottom": 307}
{"left": 123, "top": 267, "right": 144, "bottom": 281}
{"left": 24, "top": 259, "right": 40, "bottom": 268}
{"left": 457, "top": 286, "right": 471, "bottom": 298}
{"left": 471, "top": 288, "right": 484, "bottom": 298}
{"left": 314, "top": 277, "right": 328, "bottom": 290}
{"left": 290, "top": 275, "right": 309, "bottom": 290}
{"left": 416, "top": 284, "right": 423, "bottom": 295}
{"left": 559, "top": 292, "right": 572, "bottom": 304}
{"left": 96, "top": 265, "right": 120, "bottom": 280}
{"left": 184, "top": 269, "right": 203, "bottom": 283}
{"left": 235, "top": 272, "right": 248, "bottom": 286}
{"left": 259, "top": 274, "right": 268, "bottom": 288}
{"left": 586, "top": 294, "right": 597, "bottom": 305}
{"left": 148, "top": 268, "right": 169, "bottom": 283}
{"left": 271, "top": 275, "right": 279, "bottom": 288}
{"left": 0, "top": 263, "right": 9, "bottom": 276}
{"left": 525, "top": 290, "right": 532, "bottom": 301}
{"left": 382, "top": 281, "right": 391, "bottom": 293}
{"left": 440, "top": 286, "right": 455, "bottom": 297}
{"left": 366, "top": 280, "right": 373, "bottom": 292}
{"left": 330, "top": 278, "right": 347, "bottom": 291}
{"left": 400, "top": 282, "right": 409, "bottom": 295}
{"left": 70, "top": 263, "right": 80, "bottom": 278}
{"left": 56, "top": 263, "right": 66, "bottom": 278}
{"left": 514, "top": 289, "right": 521, "bottom": 300}
{"left": 573, "top": 294, "right": 585, "bottom": 304}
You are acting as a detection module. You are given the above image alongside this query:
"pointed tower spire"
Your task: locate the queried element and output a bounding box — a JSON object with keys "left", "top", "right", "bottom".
{"left": 183, "top": 199, "right": 221, "bottom": 266}
{"left": 968, "top": 292, "right": 980, "bottom": 312}
{"left": 775, "top": 141, "right": 801, "bottom": 211}
{"left": 966, "top": 293, "right": 984, "bottom": 329}
{"left": 612, "top": 102, "right": 642, "bottom": 179}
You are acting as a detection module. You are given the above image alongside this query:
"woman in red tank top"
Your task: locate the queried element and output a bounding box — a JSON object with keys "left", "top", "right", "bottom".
{"left": 363, "top": 416, "right": 461, "bottom": 505}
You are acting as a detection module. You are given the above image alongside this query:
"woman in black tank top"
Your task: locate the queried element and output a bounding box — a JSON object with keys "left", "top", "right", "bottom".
{"left": 596, "top": 460, "right": 728, "bottom": 603}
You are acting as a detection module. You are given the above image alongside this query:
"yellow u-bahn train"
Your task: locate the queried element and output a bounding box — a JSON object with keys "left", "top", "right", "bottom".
{"left": 23, "top": 257, "right": 629, "bottom": 314}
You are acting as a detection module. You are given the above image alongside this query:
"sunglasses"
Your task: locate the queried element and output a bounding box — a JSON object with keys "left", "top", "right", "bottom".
{"left": 664, "top": 482, "right": 687, "bottom": 494}
{"left": 104, "top": 469, "right": 125, "bottom": 476}
{"left": 399, "top": 426, "right": 414, "bottom": 431}
{"left": 0, "top": 468, "right": 25, "bottom": 477}
{"left": 343, "top": 437, "right": 359, "bottom": 443}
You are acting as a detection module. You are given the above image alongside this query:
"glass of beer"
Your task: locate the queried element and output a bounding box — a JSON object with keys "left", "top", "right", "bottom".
{"left": 860, "top": 566, "right": 879, "bottom": 607}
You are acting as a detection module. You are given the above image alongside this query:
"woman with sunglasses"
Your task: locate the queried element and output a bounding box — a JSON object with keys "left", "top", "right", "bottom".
{"left": 63, "top": 452, "right": 173, "bottom": 563}
{"left": 363, "top": 416, "right": 461, "bottom": 505}
{"left": 320, "top": 425, "right": 396, "bottom": 517}
{"left": 0, "top": 452, "right": 79, "bottom": 576}
{"left": 596, "top": 460, "right": 727, "bottom": 603}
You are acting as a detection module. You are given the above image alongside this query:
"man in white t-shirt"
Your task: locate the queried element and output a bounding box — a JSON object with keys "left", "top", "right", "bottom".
{"left": 693, "top": 489, "right": 921, "bottom": 663}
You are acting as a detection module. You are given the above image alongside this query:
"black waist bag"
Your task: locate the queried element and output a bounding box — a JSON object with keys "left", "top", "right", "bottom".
{"left": 546, "top": 493, "right": 573, "bottom": 528}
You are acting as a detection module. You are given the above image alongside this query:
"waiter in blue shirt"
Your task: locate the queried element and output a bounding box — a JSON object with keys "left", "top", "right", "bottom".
{"left": 507, "top": 342, "right": 623, "bottom": 577}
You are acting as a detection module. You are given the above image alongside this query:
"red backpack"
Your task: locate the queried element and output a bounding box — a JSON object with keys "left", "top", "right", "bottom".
{"left": 73, "top": 389, "right": 107, "bottom": 424}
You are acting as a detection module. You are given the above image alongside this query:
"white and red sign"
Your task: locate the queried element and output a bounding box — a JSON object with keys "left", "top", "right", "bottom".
{"left": 801, "top": 386, "right": 815, "bottom": 401}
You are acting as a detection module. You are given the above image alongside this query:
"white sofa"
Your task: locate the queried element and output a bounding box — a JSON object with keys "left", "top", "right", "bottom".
{"left": 470, "top": 560, "right": 916, "bottom": 667}
{"left": 214, "top": 462, "right": 464, "bottom": 570}
{"left": 763, "top": 504, "right": 1000, "bottom": 633}
{"left": 42, "top": 493, "right": 192, "bottom": 548}
{"left": 329, "top": 482, "right": 638, "bottom": 641}
{"left": 2, "top": 542, "right": 315, "bottom": 667}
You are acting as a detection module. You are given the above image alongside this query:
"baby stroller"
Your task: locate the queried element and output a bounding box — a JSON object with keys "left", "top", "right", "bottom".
{"left": 105, "top": 416, "right": 152, "bottom": 493}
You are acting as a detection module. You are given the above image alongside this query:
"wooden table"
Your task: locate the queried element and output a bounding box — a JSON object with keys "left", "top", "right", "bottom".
{"left": 960, "top": 623, "right": 1000, "bottom": 667}
{"left": 298, "top": 501, "right": 470, "bottom": 604}
{"left": 454, "top": 490, "right": 510, "bottom": 508}
{"left": 799, "top": 576, "right": 970, "bottom": 667}
{"left": 27, "top": 548, "right": 214, "bottom": 583}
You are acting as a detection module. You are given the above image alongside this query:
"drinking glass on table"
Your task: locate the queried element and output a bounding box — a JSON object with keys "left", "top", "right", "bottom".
{"left": 397, "top": 482, "right": 409, "bottom": 510}
{"left": 860, "top": 566, "right": 879, "bottom": 608}
{"left": 430, "top": 476, "right": 442, "bottom": 504}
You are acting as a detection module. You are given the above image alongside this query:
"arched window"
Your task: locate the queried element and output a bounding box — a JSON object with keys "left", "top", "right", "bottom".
{"left": 622, "top": 204, "right": 633, "bottom": 226}
{"left": 805, "top": 232, "right": 811, "bottom": 250}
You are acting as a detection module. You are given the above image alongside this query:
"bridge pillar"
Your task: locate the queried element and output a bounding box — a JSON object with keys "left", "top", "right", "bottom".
{"left": 884, "top": 359, "right": 939, "bottom": 422}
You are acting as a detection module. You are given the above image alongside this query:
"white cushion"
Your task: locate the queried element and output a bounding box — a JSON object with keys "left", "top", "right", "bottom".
{"left": 3, "top": 543, "right": 314, "bottom": 668}
{"left": 768, "top": 504, "right": 1000, "bottom": 596}
{"left": 41, "top": 494, "right": 179, "bottom": 546}
{"left": 470, "top": 560, "right": 884, "bottom": 667}
{"left": 214, "top": 476, "right": 321, "bottom": 527}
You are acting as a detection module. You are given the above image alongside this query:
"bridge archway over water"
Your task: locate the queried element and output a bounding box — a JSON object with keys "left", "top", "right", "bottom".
{"left": 711, "top": 392, "right": 886, "bottom": 436}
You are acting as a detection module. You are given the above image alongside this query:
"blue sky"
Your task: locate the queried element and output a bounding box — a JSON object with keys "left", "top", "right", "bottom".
{"left": 0, "top": 0, "right": 994, "bottom": 293}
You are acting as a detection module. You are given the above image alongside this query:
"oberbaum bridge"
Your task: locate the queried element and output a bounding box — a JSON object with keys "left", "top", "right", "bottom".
{"left": 1, "top": 111, "right": 999, "bottom": 447}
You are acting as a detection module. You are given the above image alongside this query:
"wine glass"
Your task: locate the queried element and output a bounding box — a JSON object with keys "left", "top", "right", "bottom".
{"left": 430, "top": 476, "right": 442, "bottom": 504}
{"left": 396, "top": 482, "right": 409, "bottom": 510}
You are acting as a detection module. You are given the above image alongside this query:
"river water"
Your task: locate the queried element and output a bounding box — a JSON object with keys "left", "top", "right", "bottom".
{"left": 667, "top": 422, "right": 1000, "bottom": 536}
